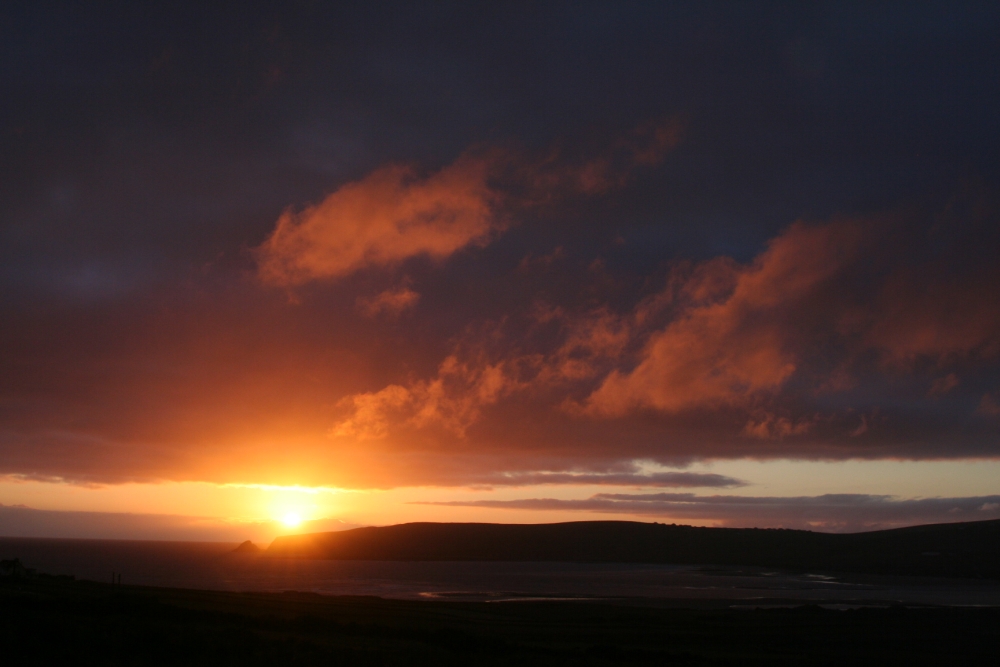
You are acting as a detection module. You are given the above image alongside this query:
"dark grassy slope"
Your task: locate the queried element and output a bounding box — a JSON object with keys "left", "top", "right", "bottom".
{"left": 268, "top": 519, "right": 1000, "bottom": 579}
{"left": 2, "top": 576, "right": 998, "bottom": 666}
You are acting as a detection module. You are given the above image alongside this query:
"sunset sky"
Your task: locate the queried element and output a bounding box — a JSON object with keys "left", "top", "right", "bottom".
{"left": 2, "top": 2, "right": 1000, "bottom": 542}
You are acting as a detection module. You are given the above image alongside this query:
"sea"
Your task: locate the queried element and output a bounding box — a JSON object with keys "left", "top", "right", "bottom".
{"left": 3, "top": 537, "right": 999, "bottom": 609}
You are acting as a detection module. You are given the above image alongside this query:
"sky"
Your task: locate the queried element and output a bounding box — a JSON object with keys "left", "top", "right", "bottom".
{"left": 2, "top": 1, "right": 1000, "bottom": 541}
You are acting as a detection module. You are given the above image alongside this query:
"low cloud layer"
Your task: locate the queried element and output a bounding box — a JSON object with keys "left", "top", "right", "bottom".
{"left": 419, "top": 493, "right": 1000, "bottom": 532}
{"left": 0, "top": 504, "right": 359, "bottom": 542}
{"left": 466, "top": 470, "right": 745, "bottom": 489}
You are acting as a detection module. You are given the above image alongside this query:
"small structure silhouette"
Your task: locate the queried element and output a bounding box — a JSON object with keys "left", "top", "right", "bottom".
{"left": 1, "top": 558, "right": 35, "bottom": 579}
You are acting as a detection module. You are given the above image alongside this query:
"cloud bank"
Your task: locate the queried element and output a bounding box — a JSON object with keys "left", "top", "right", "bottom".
{"left": 330, "top": 211, "right": 1000, "bottom": 471}
{"left": 418, "top": 493, "right": 1000, "bottom": 532}
{"left": 0, "top": 503, "right": 360, "bottom": 542}
{"left": 2, "top": 124, "right": 998, "bottom": 490}
{"left": 465, "top": 470, "right": 745, "bottom": 489}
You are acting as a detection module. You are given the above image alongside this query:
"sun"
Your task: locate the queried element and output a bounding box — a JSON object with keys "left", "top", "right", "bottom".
{"left": 281, "top": 512, "right": 303, "bottom": 528}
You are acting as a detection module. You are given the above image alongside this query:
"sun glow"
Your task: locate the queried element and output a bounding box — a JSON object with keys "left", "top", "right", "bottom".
{"left": 258, "top": 484, "right": 345, "bottom": 529}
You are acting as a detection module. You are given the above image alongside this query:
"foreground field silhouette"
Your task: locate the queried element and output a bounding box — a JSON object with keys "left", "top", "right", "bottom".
{"left": 267, "top": 518, "right": 1000, "bottom": 579}
{"left": 2, "top": 575, "right": 998, "bottom": 666}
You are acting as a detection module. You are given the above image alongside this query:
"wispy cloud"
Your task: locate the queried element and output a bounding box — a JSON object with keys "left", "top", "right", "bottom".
{"left": 467, "top": 470, "right": 745, "bottom": 488}
{"left": 356, "top": 285, "right": 421, "bottom": 318}
{"left": 0, "top": 503, "right": 360, "bottom": 542}
{"left": 416, "top": 492, "right": 1000, "bottom": 532}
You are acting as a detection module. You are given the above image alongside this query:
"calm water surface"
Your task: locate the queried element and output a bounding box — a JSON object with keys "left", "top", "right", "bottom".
{"left": 3, "top": 537, "right": 999, "bottom": 608}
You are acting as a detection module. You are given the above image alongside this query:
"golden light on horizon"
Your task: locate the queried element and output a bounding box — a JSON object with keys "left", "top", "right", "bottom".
{"left": 257, "top": 483, "right": 345, "bottom": 529}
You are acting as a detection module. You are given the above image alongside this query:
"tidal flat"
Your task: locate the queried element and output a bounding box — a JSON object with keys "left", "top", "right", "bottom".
{"left": 2, "top": 575, "right": 998, "bottom": 666}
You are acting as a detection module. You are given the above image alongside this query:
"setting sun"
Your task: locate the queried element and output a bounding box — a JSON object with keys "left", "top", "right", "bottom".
{"left": 281, "top": 512, "right": 302, "bottom": 528}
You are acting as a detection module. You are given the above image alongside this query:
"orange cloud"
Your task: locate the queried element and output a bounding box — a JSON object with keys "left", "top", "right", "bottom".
{"left": 584, "top": 220, "right": 867, "bottom": 415}
{"left": 9, "top": 192, "right": 998, "bottom": 491}
{"left": 356, "top": 285, "right": 420, "bottom": 318}
{"left": 538, "top": 307, "right": 631, "bottom": 383}
{"left": 330, "top": 305, "right": 635, "bottom": 441}
{"left": 742, "top": 413, "right": 814, "bottom": 439}
{"left": 324, "top": 209, "right": 1000, "bottom": 467}
{"left": 256, "top": 154, "right": 500, "bottom": 286}
{"left": 331, "top": 354, "right": 525, "bottom": 439}
{"left": 255, "top": 119, "right": 683, "bottom": 288}
{"left": 860, "top": 267, "right": 1000, "bottom": 364}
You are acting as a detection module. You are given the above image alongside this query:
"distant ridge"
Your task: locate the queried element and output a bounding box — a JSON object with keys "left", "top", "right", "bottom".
{"left": 267, "top": 519, "right": 1000, "bottom": 579}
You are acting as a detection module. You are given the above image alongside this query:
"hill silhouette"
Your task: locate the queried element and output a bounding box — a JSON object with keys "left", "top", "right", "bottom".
{"left": 232, "top": 540, "right": 262, "bottom": 554}
{"left": 267, "top": 519, "right": 1000, "bottom": 579}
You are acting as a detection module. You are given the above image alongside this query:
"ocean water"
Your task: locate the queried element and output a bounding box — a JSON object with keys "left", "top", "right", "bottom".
{"left": 3, "top": 537, "right": 999, "bottom": 608}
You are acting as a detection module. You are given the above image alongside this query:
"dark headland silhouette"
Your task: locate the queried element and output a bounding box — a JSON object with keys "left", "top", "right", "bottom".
{"left": 267, "top": 518, "right": 1000, "bottom": 579}
{"left": 232, "top": 540, "right": 262, "bottom": 554}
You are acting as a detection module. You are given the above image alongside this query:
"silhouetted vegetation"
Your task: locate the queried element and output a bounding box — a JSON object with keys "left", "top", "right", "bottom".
{"left": 267, "top": 518, "right": 1000, "bottom": 579}
{"left": 2, "top": 575, "right": 997, "bottom": 665}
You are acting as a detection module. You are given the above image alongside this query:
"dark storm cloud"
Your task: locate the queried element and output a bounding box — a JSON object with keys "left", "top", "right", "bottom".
{"left": 1, "top": 2, "right": 1000, "bottom": 487}
{"left": 5, "top": 2, "right": 999, "bottom": 279}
